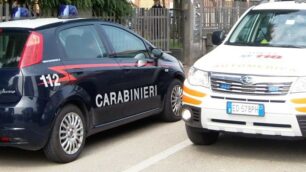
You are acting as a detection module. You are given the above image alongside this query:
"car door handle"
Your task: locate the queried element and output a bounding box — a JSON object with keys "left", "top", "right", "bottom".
{"left": 75, "top": 71, "right": 84, "bottom": 76}
{"left": 71, "top": 69, "right": 84, "bottom": 76}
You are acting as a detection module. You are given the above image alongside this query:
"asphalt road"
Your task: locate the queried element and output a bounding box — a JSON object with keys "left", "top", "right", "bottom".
{"left": 1, "top": 117, "right": 306, "bottom": 172}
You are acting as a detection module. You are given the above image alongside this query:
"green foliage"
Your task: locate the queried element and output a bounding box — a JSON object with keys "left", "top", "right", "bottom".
{"left": 40, "top": 0, "right": 90, "bottom": 9}
{"left": 39, "top": 0, "right": 133, "bottom": 16}
{"left": 92, "top": 0, "right": 133, "bottom": 17}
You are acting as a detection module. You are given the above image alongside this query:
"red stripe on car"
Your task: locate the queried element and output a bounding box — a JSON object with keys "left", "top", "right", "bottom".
{"left": 49, "top": 63, "right": 155, "bottom": 83}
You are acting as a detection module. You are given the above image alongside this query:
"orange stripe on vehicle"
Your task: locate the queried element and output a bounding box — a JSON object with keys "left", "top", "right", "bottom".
{"left": 183, "top": 86, "right": 206, "bottom": 97}
{"left": 182, "top": 95, "right": 202, "bottom": 105}
{"left": 291, "top": 98, "right": 306, "bottom": 104}
{"left": 295, "top": 107, "right": 306, "bottom": 113}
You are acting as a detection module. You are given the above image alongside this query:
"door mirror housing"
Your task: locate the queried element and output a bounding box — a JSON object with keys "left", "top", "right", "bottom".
{"left": 151, "top": 48, "right": 163, "bottom": 59}
{"left": 134, "top": 53, "right": 146, "bottom": 60}
{"left": 135, "top": 53, "right": 149, "bottom": 67}
{"left": 137, "top": 59, "right": 148, "bottom": 67}
{"left": 212, "top": 30, "right": 225, "bottom": 45}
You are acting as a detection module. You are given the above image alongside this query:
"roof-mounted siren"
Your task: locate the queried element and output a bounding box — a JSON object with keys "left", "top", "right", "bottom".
{"left": 58, "top": 5, "right": 78, "bottom": 18}
{"left": 11, "top": 7, "right": 30, "bottom": 20}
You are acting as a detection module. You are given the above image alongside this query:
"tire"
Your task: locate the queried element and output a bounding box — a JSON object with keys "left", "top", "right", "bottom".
{"left": 186, "top": 125, "right": 219, "bottom": 145}
{"left": 44, "top": 104, "right": 86, "bottom": 163}
{"left": 160, "top": 79, "right": 183, "bottom": 122}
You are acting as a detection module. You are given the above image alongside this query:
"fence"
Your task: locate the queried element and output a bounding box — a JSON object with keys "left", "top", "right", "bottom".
{"left": 0, "top": 2, "right": 45, "bottom": 22}
{"left": 0, "top": 2, "right": 10, "bottom": 22}
{"left": 201, "top": 1, "right": 259, "bottom": 37}
{"left": 0, "top": 4, "right": 179, "bottom": 52}
{"left": 97, "top": 8, "right": 183, "bottom": 52}
{"left": 132, "top": 8, "right": 170, "bottom": 51}
{"left": 0, "top": 1, "right": 260, "bottom": 62}
{"left": 199, "top": 1, "right": 260, "bottom": 53}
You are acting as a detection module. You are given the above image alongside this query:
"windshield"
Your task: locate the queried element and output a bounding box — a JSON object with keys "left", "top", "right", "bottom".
{"left": 228, "top": 10, "right": 306, "bottom": 48}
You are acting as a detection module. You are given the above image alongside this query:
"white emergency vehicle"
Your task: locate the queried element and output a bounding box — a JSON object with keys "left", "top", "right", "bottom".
{"left": 182, "top": 0, "right": 306, "bottom": 145}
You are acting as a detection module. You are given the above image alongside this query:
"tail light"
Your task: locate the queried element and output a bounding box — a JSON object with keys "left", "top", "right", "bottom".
{"left": 19, "top": 31, "right": 43, "bottom": 68}
{"left": 0, "top": 136, "right": 10, "bottom": 143}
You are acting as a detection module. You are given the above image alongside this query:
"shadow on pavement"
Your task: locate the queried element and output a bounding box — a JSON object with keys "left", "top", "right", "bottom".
{"left": 191, "top": 134, "right": 306, "bottom": 163}
{"left": 0, "top": 116, "right": 160, "bottom": 166}
{"left": 85, "top": 116, "right": 160, "bottom": 146}
{"left": 2, "top": 118, "right": 306, "bottom": 166}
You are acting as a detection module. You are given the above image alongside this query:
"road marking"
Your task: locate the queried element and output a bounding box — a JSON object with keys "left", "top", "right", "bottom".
{"left": 122, "top": 140, "right": 192, "bottom": 172}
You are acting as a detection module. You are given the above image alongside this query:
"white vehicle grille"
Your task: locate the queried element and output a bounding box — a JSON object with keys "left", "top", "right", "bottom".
{"left": 210, "top": 73, "right": 295, "bottom": 96}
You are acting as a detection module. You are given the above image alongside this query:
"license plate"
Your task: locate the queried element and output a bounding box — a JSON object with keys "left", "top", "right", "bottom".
{"left": 226, "top": 102, "right": 265, "bottom": 117}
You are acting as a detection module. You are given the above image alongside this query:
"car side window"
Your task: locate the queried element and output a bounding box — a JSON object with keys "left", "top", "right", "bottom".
{"left": 101, "top": 25, "right": 148, "bottom": 58}
{"left": 59, "top": 25, "right": 107, "bottom": 60}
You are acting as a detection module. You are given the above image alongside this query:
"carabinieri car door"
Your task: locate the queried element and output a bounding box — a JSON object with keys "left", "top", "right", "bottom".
{"left": 56, "top": 23, "right": 126, "bottom": 126}
{"left": 99, "top": 24, "right": 163, "bottom": 118}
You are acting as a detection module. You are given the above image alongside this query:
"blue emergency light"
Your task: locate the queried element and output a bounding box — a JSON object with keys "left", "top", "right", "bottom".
{"left": 11, "top": 7, "right": 30, "bottom": 19}
{"left": 58, "top": 5, "right": 78, "bottom": 18}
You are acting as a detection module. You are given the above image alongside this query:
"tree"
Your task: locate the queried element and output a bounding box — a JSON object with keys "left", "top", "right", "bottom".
{"left": 39, "top": 0, "right": 132, "bottom": 17}
{"left": 91, "top": 0, "right": 133, "bottom": 17}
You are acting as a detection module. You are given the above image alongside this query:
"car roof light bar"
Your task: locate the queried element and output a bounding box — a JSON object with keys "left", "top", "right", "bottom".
{"left": 11, "top": 7, "right": 30, "bottom": 19}
{"left": 58, "top": 5, "right": 79, "bottom": 18}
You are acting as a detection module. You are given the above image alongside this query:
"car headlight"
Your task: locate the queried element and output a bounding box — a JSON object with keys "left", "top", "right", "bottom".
{"left": 187, "top": 67, "right": 210, "bottom": 87}
{"left": 291, "top": 77, "right": 306, "bottom": 93}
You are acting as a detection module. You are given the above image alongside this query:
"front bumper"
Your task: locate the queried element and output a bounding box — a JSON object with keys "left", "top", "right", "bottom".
{"left": 183, "top": 81, "right": 306, "bottom": 138}
{"left": 0, "top": 96, "right": 54, "bottom": 150}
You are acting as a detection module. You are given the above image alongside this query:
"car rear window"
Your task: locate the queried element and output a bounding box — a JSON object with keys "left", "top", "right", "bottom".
{"left": 0, "top": 31, "right": 29, "bottom": 68}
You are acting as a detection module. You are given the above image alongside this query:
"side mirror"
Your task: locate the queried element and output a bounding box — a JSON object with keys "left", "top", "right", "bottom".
{"left": 212, "top": 30, "right": 225, "bottom": 45}
{"left": 134, "top": 53, "right": 146, "bottom": 60}
{"left": 151, "top": 48, "right": 163, "bottom": 59}
{"left": 137, "top": 59, "right": 148, "bottom": 67}
{"left": 135, "top": 53, "right": 148, "bottom": 67}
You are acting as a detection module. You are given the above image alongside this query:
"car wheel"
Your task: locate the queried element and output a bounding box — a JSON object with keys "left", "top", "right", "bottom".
{"left": 186, "top": 125, "right": 219, "bottom": 145}
{"left": 161, "top": 79, "right": 183, "bottom": 122}
{"left": 44, "top": 104, "right": 86, "bottom": 163}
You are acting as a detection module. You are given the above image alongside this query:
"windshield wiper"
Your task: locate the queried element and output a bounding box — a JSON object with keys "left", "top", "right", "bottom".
{"left": 269, "top": 44, "right": 305, "bottom": 48}
{"left": 226, "top": 42, "right": 255, "bottom": 46}
{"left": 227, "top": 42, "right": 306, "bottom": 48}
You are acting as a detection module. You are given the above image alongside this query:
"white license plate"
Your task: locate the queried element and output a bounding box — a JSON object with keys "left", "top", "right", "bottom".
{"left": 226, "top": 102, "right": 265, "bottom": 116}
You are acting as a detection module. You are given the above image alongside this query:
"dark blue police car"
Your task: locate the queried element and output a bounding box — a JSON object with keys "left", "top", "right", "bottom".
{"left": 0, "top": 17, "right": 185, "bottom": 162}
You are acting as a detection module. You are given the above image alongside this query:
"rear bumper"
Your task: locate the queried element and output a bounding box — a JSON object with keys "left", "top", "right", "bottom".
{"left": 183, "top": 81, "right": 306, "bottom": 139}
{"left": 0, "top": 96, "right": 54, "bottom": 150}
{"left": 0, "top": 127, "right": 46, "bottom": 150}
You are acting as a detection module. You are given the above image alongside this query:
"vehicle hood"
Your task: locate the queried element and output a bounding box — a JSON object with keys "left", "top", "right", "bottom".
{"left": 194, "top": 45, "right": 306, "bottom": 77}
